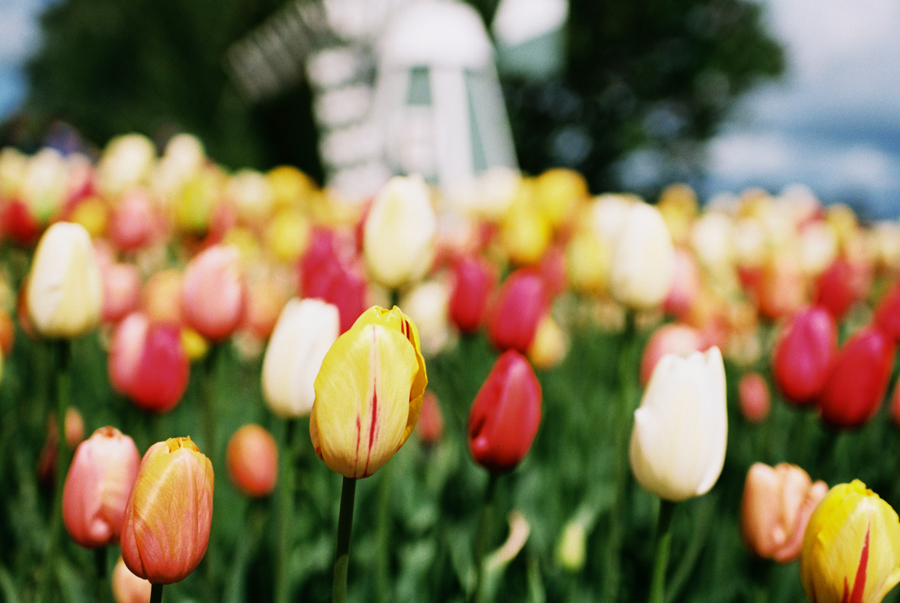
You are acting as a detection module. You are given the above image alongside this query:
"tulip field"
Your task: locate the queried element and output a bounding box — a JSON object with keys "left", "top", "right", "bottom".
{"left": 4, "top": 134, "right": 900, "bottom": 603}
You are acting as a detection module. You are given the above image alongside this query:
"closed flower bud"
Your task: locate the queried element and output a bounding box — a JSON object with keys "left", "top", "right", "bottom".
{"left": 555, "top": 519, "right": 587, "bottom": 573}
{"left": 299, "top": 228, "right": 368, "bottom": 334}
{"left": 63, "top": 426, "right": 141, "bottom": 548}
{"left": 262, "top": 298, "right": 340, "bottom": 418}
{"left": 801, "top": 480, "right": 900, "bottom": 603}
{"left": 310, "top": 306, "right": 427, "bottom": 479}
{"left": 448, "top": 254, "right": 498, "bottom": 334}
{"left": 121, "top": 437, "right": 214, "bottom": 584}
{"left": 26, "top": 221, "right": 103, "bottom": 339}
{"left": 639, "top": 323, "right": 706, "bottom": 387}
{"left": 527, "top": 314, "right": 568, "bottom": 370}
{"left": 771, "top": 306, "right": 837, "bottom": 405}
{"left": 363, "top": 175, "right": 437, "bottom": 289}
{"left": 738, "top": 371, "right": 771, "bottom": 423}
{"left": 226, "top": 424, "right": 278, "bottom": 497}
{"left": 486, "top": 269, "right": 549, "bottom": 353}
{"left": 112, "top": 556, "right": 152, "bottom": 603}
{"left": 468, "top": 350, "right": 542, "bottom": 474}
{"left": 874, "top": 281, "right": 900, "bottom": 343}
{"left": 416, "top": 390, "right": 444, "bottom": 446}
{"left": 609, "top": 202, "right": 675, "bottom": 310}
{"left": 398, "top": 279, "right": 451, "bottom": 356}
{"left": 101, "top": 262, "right": 142, "bottom": 324}
{"left": 740, "top": 462, "right": 827, "bottom": 563}
{"left": 109, "top": 312, "right": 190, "bottom": 413}
{"left": 630, "top": 347, "right": 727, "bottom": 501}
{"left": 181, "top": 244, "right": 247, "bottom": 341}
{"left": 818, "top": 326, "right": 895, "bottom": 429}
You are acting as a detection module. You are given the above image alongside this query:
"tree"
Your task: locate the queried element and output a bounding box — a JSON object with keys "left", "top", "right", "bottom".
{"left": 13, "top": 0, "right": 783, "bottom": 192}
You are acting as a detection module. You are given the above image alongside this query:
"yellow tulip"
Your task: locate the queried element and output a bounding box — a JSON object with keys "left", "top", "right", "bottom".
{"left": 310, "top": 306, "right": 427, "bottom": 479}
{"left": 801, "top": 480, "right": 900, "bottom": 603}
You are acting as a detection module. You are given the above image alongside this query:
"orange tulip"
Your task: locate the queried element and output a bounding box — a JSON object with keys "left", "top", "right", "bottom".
{"left": 120, "top": 437, "right": 214, "bottom": 584}
{"left": 226, "top": 424, "right": 278, "bottom": 497}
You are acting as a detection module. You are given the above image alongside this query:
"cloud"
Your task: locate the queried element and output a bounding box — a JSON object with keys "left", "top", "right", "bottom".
{"left": 0, "top": 2, "right": 43, "bottom": 68}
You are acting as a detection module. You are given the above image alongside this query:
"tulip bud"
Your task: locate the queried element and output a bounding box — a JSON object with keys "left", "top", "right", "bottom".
{"left": 112, "top": 556, "right": 152, "bottom": 603}
{"left": 101, "top": 262, "right": 142, "bottom": 324}
{"left": 801, "top": 480, "right": 900, "bottom": 603}
{"left": 298, "top": 228, "right": 368, "bottom": 333}
{"left": 121, "top": 437, "right": 214, "bottom": 584}
{"left": 818, "top": 326, "right": 895, "bottom": 429}
{"left": 141, "top": 268, "right": 183, "bottom": 325}
{"left": 814, "top": 256, "right": 860, "bottom": 322}
{"left": 310, "top": 306, "right": 427, "bottom": 479}
{"left": 609, "top": 202, "right": 675, "bottom": 310}
{"left": 226, "top": 424, "right": 278, "bottom": 497}
{"left": 639, "top": 323, "right": 705, "bottom": 388}
{"left": 486, "top": 269, "right": 549, "bottom": 353}
{"left": 448, "top": 254, "right": 498, "bottom": 334}
{"left": 261, "top": 298, "right": 340, "bottom": 418}
{"left": 740, "top": 462, "right": 827, "bottom": 563}
{"left": 62, "top": 426, "right": 141, "bottom": 548}
{"left": 527, "top": 314, "right": 568, "bottom": 370}
{"left": 181, "top": 244, "right": 247, "bottom": 341}
{"left": 629, "top": 347, "right": 727, "bottom": 501}
{"left": 416, "top": 390, "right": 444, "bottom": 446}
{"left": 363, "top": 175, "right": 437, "bottom": 288}
{"left": 109, "top": 312, "right": 190, "bottom": 413}
{"left": 26, "top": 221, "right": 103, "bottom": 339}
{"left": 771, "top": 306, "right": 837, "bottom": 405}
{"left": 468, "top": 350, "right": 542, "bottom": 474}
{"left": 874, "top": 281, "right": 900, "bottom": 343}
{"left": 565, "top": 230, "right": 610, "bottom": 296}
{"left": 555, "top": 519, "right": 587, "bottom": 573}
{"left": 738, "top": 371, "right": 770, "bottom": 423}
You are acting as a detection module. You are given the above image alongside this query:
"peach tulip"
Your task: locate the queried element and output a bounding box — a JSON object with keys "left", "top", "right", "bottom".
{"left": 226, "top": 424, "right": 278, "bottom": 497}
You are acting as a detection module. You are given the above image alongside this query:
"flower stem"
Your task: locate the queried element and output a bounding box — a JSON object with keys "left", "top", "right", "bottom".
{"left": 200, "top": 343, "right": 220, "bottom": 603}
{"left": 275, "top": 419, "right": 296, "bottom": 603}
{"left": 94, "top": 546, "right": 108, "bottom": 603}
{"left": 471, "top": 473, "right": 500, "bottom": 603}
{"left": 333, "top": 476, "right": 358, "bottom": 603}
{"left": 375, "top": 460, "right": 394, "bottom": 603}
{"left": 647, "top": 499, "right": 677, "bottom": 603}
{"left": 150, "top": 583, "right": 164, "bottom": 603}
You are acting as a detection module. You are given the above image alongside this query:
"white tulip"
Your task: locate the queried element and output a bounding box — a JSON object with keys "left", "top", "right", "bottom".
{"left": 629, "top": 346, "right": 727, "bottom": 501}
{"left": 609, "top": 202, "right": 675, "bottom": 310}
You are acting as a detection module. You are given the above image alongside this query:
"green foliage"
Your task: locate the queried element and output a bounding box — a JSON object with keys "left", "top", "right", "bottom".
{"left": 11, "top": 0, "right": 782, "bottom": 192}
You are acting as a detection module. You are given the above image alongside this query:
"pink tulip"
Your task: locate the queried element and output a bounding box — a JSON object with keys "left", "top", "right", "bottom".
{"left": 448, "top": 254, "right": 497, "bottom": 334}
{"left": 486, "top": 269, "right": 549, "bottom": 353}
{"left": 771, "top": 306, "right": 837, "bottom": 405}
{"left": 738, "top": 371, "right": 770, "bottom": 423}
{"left": 181, "top": 244, "right": 247, "bottom": 341}
{"left": 297, "top": 228, "right": 367, "bottom": 333}
{"left": 101, "top": 262, "right": 142, "bottom": 324}
{"left": 62, "top": 426, "right": 141, "bottom": 548}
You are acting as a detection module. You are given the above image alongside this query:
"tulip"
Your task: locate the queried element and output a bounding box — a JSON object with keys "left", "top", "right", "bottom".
{"left": 416, "top": 390, "right": 444, "bottom": 446}
{"left": 814, "top": 256, "right": 861, "bottom": 322}
{"left": 108, "top": 189, "right": 159, "bottom": 252}
{"left": 121, "top": 436, "right": 214, "bottom": 584}
{"left": 565, "top": 230, "right": 610, "bottom": 296}
{"left": 639, "top": 323, "right": 706, "bottom": 387}
{"left": 26, "top": 221, "right": 103, "bottom": 339}
{"left": 398, "top": 279, "right": 451, "bottom": 356}
{"left": 108, "top": 312, "right": 190, "bottom": 413}
{"left": 363, "top": 175, "right": 437, "bottom": 289}
{"left": 181, "top": 244, "right": 246, "bottom": 342}
{"left": 261, "top": 298, "right": 340, "bottom": 418}
{"left": 527, "top": 313, "right": 568, "bottom": 370}
{"left": 740, "top": 462, "right": 828, "bottom": 563}
{"left": 629, "top": 347, "right": 727, "bottom": 501}
{"left": 468, "top": 350, "right": 542, "bottom": 474}
{"left": 112, "top": 556, "right": 152, "bottom": 603}
{"left": 486, "top": 269, "right": 549, "bottom": 353}
{"left": 801, "top": 480, "right": 900, "bottom": 603}
{"left": 738, "top": 371, "right": 771, "bottom": 423}
{"left": 448, "top": 254, "right": 498, "bottom": 334}
{"left": 37, "top": 407, "right": 85, "bottom": 486}
{"left": 817, "top": 326, "right": 894, "bottom": 429}
{"left": 299, "top": 228, "right": 368, "bottom": 333}
{"left": 62, "top": 426, "right": 141, "bottom": 548}
{"left": 609, "top": 201, "right": 675, "bottom": 310}
{"left": 310, "top": 306, "right": 427, "bottom": 479}
{"left": 101, "top": 262, "right": 142, "bottom": 324}
{"left": 226, "top": 424, "right": 278, "bottom": 497}
{"left": 140, "top": 268, "right": 183, "bottom": 325}
{"left": 498, "top": 198, "right": 552, "bottom": 267}
{"left": 873, "top": 281, "right": 900, "bottom": 343}
{"left": 771, "top": 306, "right": 837, "bottom": 405}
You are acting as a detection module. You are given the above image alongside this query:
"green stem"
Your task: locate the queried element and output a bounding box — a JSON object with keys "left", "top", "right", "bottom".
{"left": 333, "top": 477, "right": 358, "bottom": 603}
{"left": 376, "top": 460, "right": 394, "bottom": 603}
{"left": 602, "top": 313, "right": 637, "bottom": 603}
{"left": 37, "top": 339, "right": 71, "bottom": 603}
{"left": 647, "top": 499, "right": 677, "bottom": 603}
{"left": 150, "top": 583, "right": 164, "bottom": 603}
{"left": 471, "top": 473, "right": 500, "bottom": 603}
{"left": 200, "top": 344, "right": 219, "bottom": 603}
{"left": 95, "top": 546, "right": 108, "bottom": 603}
{"left": 275, "top": 419, "right": 296, "bottom": 603}
{"left": 223, "top": 498, "right": 268, "bottom": 603}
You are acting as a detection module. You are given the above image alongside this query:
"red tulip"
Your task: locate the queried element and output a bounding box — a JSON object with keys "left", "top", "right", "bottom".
{"left": 298, "top": 228, "right": 367, "bottom": 333}
{"left": 486, "top": 269, "right": 549, "bottom": 353}
{"left": 62, "top": 426, "right": 141, "bottom": 548}
{"left": 448, "top": 254, "right": 497, "bottom": 334}
{"left": 874, "top": 280, "right": 900, "bottom": 343}
{"left": 813, "top": 256, "right": 859, "bottom": 321}
{"left": 771, "top": 306, "right": 837, "bottom": 405}
{"left": 818, "top": 326, "right": 895, "bottom": 428}
{"left": 109, "top": 312, "right": 189, "bottom": 413}
{"left": 468, "top": 350, "right": 542, "bottom": 474}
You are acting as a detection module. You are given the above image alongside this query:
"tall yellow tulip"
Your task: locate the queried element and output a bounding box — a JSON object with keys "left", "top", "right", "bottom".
{"left": 801, "top": 480, "right": 900, "bottom": 603}
{"left": 310, "top": 306, "right": 427, "bottom": 479}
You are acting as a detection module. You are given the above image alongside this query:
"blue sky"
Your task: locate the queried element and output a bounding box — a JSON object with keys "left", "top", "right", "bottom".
{"left": 3, "top": 0, "right": 900, "bottom": 218}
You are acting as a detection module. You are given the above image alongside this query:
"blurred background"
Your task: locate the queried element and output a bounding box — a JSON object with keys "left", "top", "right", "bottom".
{"left": 1, "top": 0, "right": 899, "bottom": 218}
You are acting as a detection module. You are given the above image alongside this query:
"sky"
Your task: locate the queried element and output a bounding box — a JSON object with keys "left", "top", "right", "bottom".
{"left": 2, "top": 0, "right": 900, "bottom": 218}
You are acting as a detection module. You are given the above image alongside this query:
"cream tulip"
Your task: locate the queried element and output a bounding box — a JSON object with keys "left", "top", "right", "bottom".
{"left": 629, "top": 346, "right": 727, "bottom": 501}
{"left": 261, "top": 298, "right": 340, "bottom": 418}
{"left": 609, "top": 201, "right": 675, "bottom": 310}
{"left": 363, "top": 175, "right": 437, "bottom": 289}
{"left": 26, "top": 221, "right": 104, "bottom": 339}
